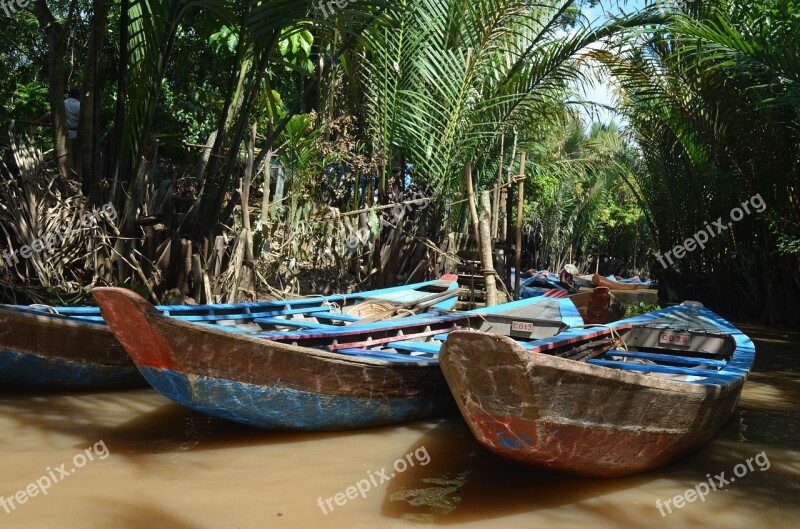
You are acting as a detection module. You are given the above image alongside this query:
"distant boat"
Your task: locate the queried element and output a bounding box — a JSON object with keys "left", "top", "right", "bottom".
{"left": 591, "top": 273, "right": 640, "bottom": 290}
{"left": 440, "top": 302, "right": 755, "bottom": 477}
{"left": 569, "top": 287, "right": 626, "bottom": 325}
{"left": 0, "top": 278, "right": 459, "bottom": 390}
{"left": 519, "top": 277, "right": 575, "bottom": 299}
{"left": 93, "top": 288, "right": 583, "bottom": 430}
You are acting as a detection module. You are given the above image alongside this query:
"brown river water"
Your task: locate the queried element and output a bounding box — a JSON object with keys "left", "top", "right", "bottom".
{"left": 1, "top": 323, "right": 798, "bottom": 529}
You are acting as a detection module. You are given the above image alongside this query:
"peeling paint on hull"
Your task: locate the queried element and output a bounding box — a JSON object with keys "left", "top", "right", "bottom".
{"left": 0, "top": 349, "right": 144, "bottom": 390}
{"left": 139, "top": 367, "right": 454, "bottom": 430}
{"left": 441, "top": 305, "right": 754, "bottom": 477}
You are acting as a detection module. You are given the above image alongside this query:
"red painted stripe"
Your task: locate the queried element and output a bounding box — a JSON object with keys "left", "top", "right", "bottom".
{"left": 527, "top": 323, "right": 636, "bottom": 354}
{"left": 92, "top": 288, "right": 180, "bottom": 371}
{"left": 467, "top": 412, "right": 687, "bottom": 477}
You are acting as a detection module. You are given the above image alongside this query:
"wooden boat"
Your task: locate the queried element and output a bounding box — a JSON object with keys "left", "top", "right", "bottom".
{"left": 0, "top": 278, "right": 459, "bottom": 390}
{"left": 591, "top": 273, "right": 640, "bottom": 291}
{"left": 519, "top": 277, "right": 575, "bottom": 299}
{"left": 568, "top": 287, "right": 625, "bottom": 325}
{"left": 439, "top": 302, "right": 755, "bottom": 477}
{"left": 93, "top": 288, "right": 583, "bottom": 430}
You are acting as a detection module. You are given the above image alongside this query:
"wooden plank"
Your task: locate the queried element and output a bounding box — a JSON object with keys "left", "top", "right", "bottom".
{"left": 603, "top": 350, "right": 727, "bottom": 368}
{"left": 586, "top": 359, "right": 718, "bottom": 377}
{"left": 327, "top": 328, "right": 450, "bottom": 351}
{"left": 251, "top": 318, "right": 333, "bottom": 330}
{"left": 336, "top": 348, "right": 439, "bottom": 364}
{"left": 386, "top": 340, "right": 443, "bottom": 354}
{"left": 312, "top": 312, "right": 361, "bottom": 322}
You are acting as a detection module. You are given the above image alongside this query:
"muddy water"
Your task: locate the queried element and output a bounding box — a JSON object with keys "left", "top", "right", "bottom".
{"left": 1, "top": 325, "right": 798, "bottom": 529}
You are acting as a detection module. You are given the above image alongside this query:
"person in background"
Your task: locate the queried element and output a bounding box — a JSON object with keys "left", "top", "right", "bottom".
{"left": 559, "top": 263, "right": 578, "bottom": 289}
{"left": 35, "top": 86, "right": 81, "bottom": 172}
{"left": 64, "top": 86, "right": 80, "bottom": 143}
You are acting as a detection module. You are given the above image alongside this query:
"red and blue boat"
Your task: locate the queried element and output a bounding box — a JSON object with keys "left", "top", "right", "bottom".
{"left": 93, "top": 288, "right": 583, "bottom": 430}
{"left": 0, "top": 278, "right": 459, "bottom": 390}
{"left": 440, "top": 302, "right": 755, "bottom": 476}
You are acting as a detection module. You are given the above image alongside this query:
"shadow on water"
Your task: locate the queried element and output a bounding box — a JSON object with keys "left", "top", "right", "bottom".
{"left": 380, "top": 418, "right": 800, "bottom": 525}
{"left": 94, "top": 502, "right": 205, "bottom": 529}
{"left": 380, "top": 323, "right": 800, "bottom": 525}
{"left": 0, "top": 387, "right": 399, "bottom": 456}
{"left": 379, "top": 418, "right": 656, "bottom": 524}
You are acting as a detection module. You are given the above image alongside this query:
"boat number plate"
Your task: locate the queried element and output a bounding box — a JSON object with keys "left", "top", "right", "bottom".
{"left": 659, "top": 332, "right": 691, "bottom": 347}
{"left": 511, "top": 321, "right": 534, "bottom": 333}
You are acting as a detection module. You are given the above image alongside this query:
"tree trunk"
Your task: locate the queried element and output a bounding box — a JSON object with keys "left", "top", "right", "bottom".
{"left": 492, "top": 135, "right": 504, "bottom": 239}
{"left": 33, "top": 0, "right": 74, "bottom": 180}
{"left": 479, "top": 191, "right": 498, "bottom": 306}
{"left": 79, "top": 0, "right": 112, "bottom": 201}
{"left": 514, "top": 152, "right": 526, "bottom": 299}
{"left": 465, "top": 162, "right": 480, "bottom": 249}
{"left": 260, "top": 150, "right": 273, "bottom": 224}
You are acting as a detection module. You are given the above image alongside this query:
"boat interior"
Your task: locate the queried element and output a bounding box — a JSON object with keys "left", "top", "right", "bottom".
{"left": 542, "top": 324, "right": 737, "bottom": 382}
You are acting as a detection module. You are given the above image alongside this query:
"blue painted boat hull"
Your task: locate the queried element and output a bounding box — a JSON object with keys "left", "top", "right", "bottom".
{"left": 0, "top": 349, "right": 143, "bottom": 390}
{"left": 139, "top": 367, "right": 453, "bottom": 430}
{"left": 0, "top": 278, "right": 459, "bottom": 390}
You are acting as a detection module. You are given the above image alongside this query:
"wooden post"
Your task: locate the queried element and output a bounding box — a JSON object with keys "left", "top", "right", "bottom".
{"left": 465, "top": 162, "right": 481, "bottom": 249}
{"left": 260, "top": 149, "right": 272, "bottom": 225}
{"left": 502, "top": 132, "right": 518, "bottom": 241}
{"left": 479, "top": 191, "right": 498, "bottom": 306}
{"left": 514, "top": 152, "right": 526, "bottom": 300}
{"left": 492, "top": 135, "right": 504, "bottom": 239}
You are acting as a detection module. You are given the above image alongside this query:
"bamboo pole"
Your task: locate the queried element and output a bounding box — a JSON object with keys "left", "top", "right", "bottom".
{"left": 260, "top": 149, "right": 272, "bottom": 224}
{"left": 492, "top": 135, "right": 504, "bottom": 239}
{"left": 465, "top": 162, "right": 481, "bottom": 249}
{"left": 479, "top": 191, "right": 498, "bottom": 306}
{"left": 514, "top": 152, "right": 526, "bottom": 299}
{"left": 502, "top": 132, "right": 518, "bottom": 241}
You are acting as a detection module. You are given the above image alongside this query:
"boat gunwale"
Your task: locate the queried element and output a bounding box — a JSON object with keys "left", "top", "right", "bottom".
{"left": 4, "top": 278, "right": 459, "bottom": 317}
{"left": 445, "top": 305, "right": 754, "bottom": 393}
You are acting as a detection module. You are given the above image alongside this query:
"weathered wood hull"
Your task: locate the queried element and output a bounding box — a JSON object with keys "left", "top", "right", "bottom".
{"left": 0, "top": 307, "right": 143, "bottom": 390}
{"left": 440, "top": 327, "right": 748, "bottom": 477}
{"left": 0, "top": 279, "right": 459, "bottom": 390}
{"left": 94, "top": 288, "right": 456, "bottom": 430}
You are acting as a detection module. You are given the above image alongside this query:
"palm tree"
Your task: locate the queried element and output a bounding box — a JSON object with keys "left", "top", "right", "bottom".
{"left": 601, "top": 0, "right": 800, "bottom": 322}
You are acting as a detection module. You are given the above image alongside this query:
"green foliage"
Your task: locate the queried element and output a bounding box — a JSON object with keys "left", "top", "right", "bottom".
{"left": 3, "top": 82, "right": 49, "bottom": 122}
{"left": 210, "top": 24, "right": 240, "bottom": 54}
{"left": 625, "top": 301, "right": 661, "bottom": 318}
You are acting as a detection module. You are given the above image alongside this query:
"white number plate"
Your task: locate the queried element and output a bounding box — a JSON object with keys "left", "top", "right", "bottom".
{"left": 511, "top": 321, "right": 534, "bottom": 333}
{"left": 659, "top": 332, "right": 691, "bottom": 347}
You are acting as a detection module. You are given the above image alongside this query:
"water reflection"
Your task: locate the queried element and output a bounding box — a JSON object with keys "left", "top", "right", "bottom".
{"left": 0, "top": 324, "right": 797, "bottom": 529}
